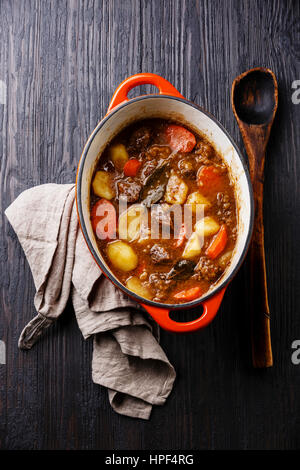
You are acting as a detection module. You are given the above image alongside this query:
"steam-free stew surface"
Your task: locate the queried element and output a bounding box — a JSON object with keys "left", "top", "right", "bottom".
{"left": 90, "top": 119, "right": 237, "bottom": 304}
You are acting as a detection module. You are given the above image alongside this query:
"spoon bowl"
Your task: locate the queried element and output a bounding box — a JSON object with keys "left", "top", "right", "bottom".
{"left": 233, "top": 69, "right": 277, "bottom": 125}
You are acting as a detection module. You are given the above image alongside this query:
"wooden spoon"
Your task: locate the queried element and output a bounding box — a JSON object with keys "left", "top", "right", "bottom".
{"left": 231, "top": 67, "right": 278, "bottom": 368}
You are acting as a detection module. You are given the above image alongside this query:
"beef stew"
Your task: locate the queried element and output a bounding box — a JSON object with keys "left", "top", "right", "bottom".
{"left": 89, "top": 119, "right": 237, "bottom": 304}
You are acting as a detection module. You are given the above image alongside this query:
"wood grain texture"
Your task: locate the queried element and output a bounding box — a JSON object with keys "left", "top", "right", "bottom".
{"left": 0, "top": 0, "right": 300, "bottom": 450}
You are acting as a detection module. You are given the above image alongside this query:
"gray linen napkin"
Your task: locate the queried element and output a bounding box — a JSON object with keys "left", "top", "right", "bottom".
{"left": 5, "top": 183, "right": 176, "bottom": 420}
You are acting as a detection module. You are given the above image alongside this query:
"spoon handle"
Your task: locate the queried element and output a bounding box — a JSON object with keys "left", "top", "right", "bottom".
{"left": 249, "top": 171, "right": 273, "bottom": 368}
{"left": 239, "top": 124, "right": 273, "bottom": 367}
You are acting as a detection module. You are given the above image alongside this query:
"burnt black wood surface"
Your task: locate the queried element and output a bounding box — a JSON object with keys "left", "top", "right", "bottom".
{"left": 1, "top": 0, "right": 300, "bottom": 450}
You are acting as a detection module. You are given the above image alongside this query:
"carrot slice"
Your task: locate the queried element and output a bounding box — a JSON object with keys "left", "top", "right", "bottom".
{"left": 173, "top": 286, "right": 202, "bottom": 301}
{"left": 205, "top": 224, "right": 228, "bottom": 259}
{"left": 197, "top": 165, "right": 225, "bottom": 194}
{"left": 174, "top": 223, "right": 187, "bottom": 248}
{"left": 123, "top": 159, "right": 142, "bottom": 177}
{"left": 165, "top": 125, "right": 196, "bottom": 153}
{"left": 91, "top": 199, "right": 116, "bottom": 240}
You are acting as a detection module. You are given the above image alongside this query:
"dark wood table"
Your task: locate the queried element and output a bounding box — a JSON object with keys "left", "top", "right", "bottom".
{"left": 1, "top": 0, "right": 300, "bottom": 450}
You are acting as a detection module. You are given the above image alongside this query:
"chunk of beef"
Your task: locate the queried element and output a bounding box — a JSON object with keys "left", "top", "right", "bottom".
{"left": 195, "top": 140, "right": 215, "bottom": 159}
{"left": 145, "top": 145, "right": 171, "bottom": 161}
{"left": 129, "top": 126, "right": 151, "bottom": 152}
{"left": 148, "top": 272, "right": 172, "bottom": 301}
{"left": 178, "top": 157, "right": 195, "bottom": 178}
{"left": 150, "top": 244, "right": 172, "bottom": 264}
{"left": 117, "top": 178, "right": 141, "bottom": 202}
{"left": 193, "top": 256, "right": 222, "bottom": 281}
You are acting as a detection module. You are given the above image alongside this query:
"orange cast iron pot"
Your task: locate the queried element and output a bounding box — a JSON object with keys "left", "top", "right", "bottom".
{"left": 76, "top": 73, "right": 254, "bottom": 333}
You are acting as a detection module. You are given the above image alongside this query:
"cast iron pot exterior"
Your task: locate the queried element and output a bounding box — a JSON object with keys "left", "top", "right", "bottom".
{"left": 76, "top": 73, "right": 254, "bottom": 332}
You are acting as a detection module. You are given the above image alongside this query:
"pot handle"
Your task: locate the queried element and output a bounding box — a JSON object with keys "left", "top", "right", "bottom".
{"left": 107, "top": 73, "right": 184, "bottom": 113}
{"left": 141, "top": 288, "right": 226, "bottom": 333}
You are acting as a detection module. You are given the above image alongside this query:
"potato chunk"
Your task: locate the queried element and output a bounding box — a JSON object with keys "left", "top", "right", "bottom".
{"left": 182, "top": 216, "right": 219, "bottom": 259}
{"left": 186, "top": 192, "right": 211, "bottom": 213}
{"left": 218, "top": 250, "right": 233, "bottom": 269}
{"left": 92, "top": 171, "right": 115, "bottom": 200}
{"left": 109, "top": 143, "right": 129, "bottom": 170}
{"left": 126, "top": 276, "right": 153, "bottom": 300}
{"left": 164, "top": 174, "right": 188, "bottom": 204}
{"left": 195, "top": 216, "right": 220, "bottom": 237}
{"left": 107, "top": 240, "right": 138, "bottom": 272}
{"left": 165, "top": 174, "right": 188, "bottom": 204}
{"left": 118, "top": 204, "right": 147, "bottom": 242}
{"left": 182, "top": 232, "right": 202, "bottom": 259}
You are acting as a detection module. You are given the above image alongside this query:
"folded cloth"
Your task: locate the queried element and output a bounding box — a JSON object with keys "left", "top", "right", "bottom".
{"left": 5, "top": 184, "right": 176, "bottom": 420}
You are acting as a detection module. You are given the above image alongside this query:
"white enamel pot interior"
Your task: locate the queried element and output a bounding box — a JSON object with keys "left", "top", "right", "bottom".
{"left": 76, "top": 76, "right": 254, "bottom": 333}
